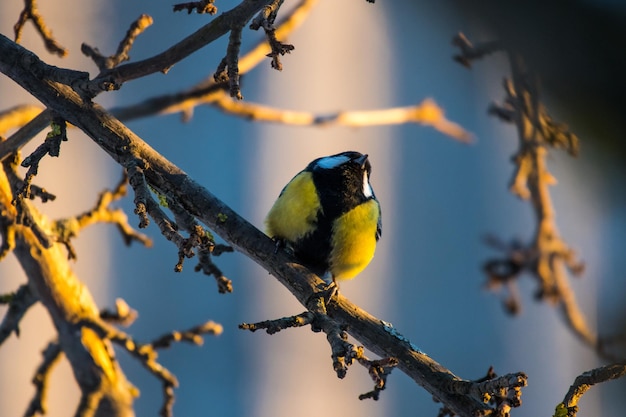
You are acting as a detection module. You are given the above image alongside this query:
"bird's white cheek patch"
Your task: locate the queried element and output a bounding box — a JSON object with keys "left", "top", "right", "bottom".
{"left": 363, "top": 172, "right": 373, "bottom": 198}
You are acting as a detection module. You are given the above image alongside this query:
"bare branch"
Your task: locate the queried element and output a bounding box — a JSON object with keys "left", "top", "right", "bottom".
{"left": 82, "top": 318, "right": 178, "bottom": 416}
{"left": 164, "top": 196, "right": 234, "bottom": 292}
{"left": 126, "top": 163, "right": 151, "bottom": 228}
{"left": 249, "top": 0, "right": 294, "bottom": 71}
{"left": 240, "top": 311, "right": 315, "bottom": 334}
{"left": 455, "top": 33, "right": 601, "bottom": 359}
{"left": 240, "top": 306, "right": 399, "bottom": 400}
{"left": 0, "top": 284, "right": 38, "bottom": 345}
{"left": 195, "top": 244, "right": 234, "bottom": 293}
{"left": 0, "top": 108, "right": 51, "bottom": 164}
{"left": 214, "top": 25, "right": 245, "bottom": 99}
{"left": 0, "top": 31, "right": 524, "bottom": 417}
{"left": 24, "top": 341, "right": 63, "bottom": 417}
{"left": 211, "top": 96, "right": 473, "bottom": 142}
{"left": 100, "top": 298, "right": 139, "bottom": 327}
{"left": 51, "top": 173, "right": 152, "bottom": 260}
{"left": 0, "top": 105, "right": 43, "bottom": 136}
{"left": 82, "top": 317, "right": 221, "bottom": 417}
{"left": 452, "top": 32, "right": 502, "bottom": 68}
{"left": 151, "top": 320, "right": 223, "bottom": 349}
{"left": 14, "top": 0, "right": 68, "bottom": 57}
{"left": 173, "top": 0, "right": 217, "bottom": 15}
{"left": 557, "top": 362, "right": 626, "bottom": 417}
{"left": 82, "top": 15, "right": 154, "bottom": 72}
{"left": 86, "top": 0, "right": 276, "bottom": 95}
{"left": 17, "top": 118, "right": 67, "bottom": 201}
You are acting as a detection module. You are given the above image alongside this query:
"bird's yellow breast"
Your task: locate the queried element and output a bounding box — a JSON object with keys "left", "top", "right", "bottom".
{"left": 265, "top": 171, "right": 321, "bottom": 241}
{"left": 329, "top": 199, "right": 379, "bottom": 280}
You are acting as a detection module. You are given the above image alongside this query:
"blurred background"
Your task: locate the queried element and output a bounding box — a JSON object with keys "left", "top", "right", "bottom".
{"left": 1, "top": 1, "right": 625, "bottom": 416}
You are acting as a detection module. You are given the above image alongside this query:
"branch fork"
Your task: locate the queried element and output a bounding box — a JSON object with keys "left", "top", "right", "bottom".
{"left": 240, "top": 296, "right": 399, "bottom": 400}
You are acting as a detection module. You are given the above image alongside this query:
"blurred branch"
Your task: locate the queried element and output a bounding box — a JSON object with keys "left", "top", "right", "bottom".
{"left": 52, "top": 173, "right": 152, "bottom": 260}
{"left": 0, "top": 105, "right": 43, "bottom": 135}
{"left": 452, "top": 33, "right": 502, "bottom": 68}
{"left": 0, "top": 284, "right": 38, "bottom": 345}
{"left": 83, "top": 317, "right": 222, "bottom": 417}
{"left": 210, "top": 96, "right": 473, "bottom": 142}
{"left": 454, "top": 33, "right": 619, "bottom": 360}
{"left": 14, "top": 0, "right": 68, "bottom": 57}
{"left": 0, "top": 147, "right": 137, "bottom": 417}
{"left": 24, "top": 341, "right": 62, "bottom": 417}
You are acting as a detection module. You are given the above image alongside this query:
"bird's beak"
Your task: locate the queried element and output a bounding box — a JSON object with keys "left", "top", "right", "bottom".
{"left": 354, "top": 154, "right": 369, "bottom": 168}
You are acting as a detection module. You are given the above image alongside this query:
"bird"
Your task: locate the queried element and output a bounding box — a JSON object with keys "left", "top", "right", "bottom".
{"left": 265, "top": 151, "right": 382, "bottom": 291}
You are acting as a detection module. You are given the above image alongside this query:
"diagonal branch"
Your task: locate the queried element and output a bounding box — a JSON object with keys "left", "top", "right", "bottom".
{"left": 0, "top": 32, "right": 525, "bottom": 417}
{"left": 556, "top": 362, "right": 626, "bottom": 417}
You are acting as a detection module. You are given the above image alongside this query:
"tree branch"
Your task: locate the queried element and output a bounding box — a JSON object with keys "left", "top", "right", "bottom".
{"left": 556, "top": 362, "right": 626, "bottom": 417}
{"left": 14, "top": 0, "right": 68, "bottom": 57}
{"left": 0, "top": 284, "right": 38, "bottom": 345}
{"left": 81, "top": 14, "right": 154, "bottom": 72}
{"left": 454, "top": 33, "right": 611, "bottom": 360}
{"left": 0, "top": 34, "right": 526, "bottom": 416}
{"left": 85, "top": 0, "right": 275, "bottom": 95}
{"left": 24, "top": 341, "right": 63, "bottom": 417}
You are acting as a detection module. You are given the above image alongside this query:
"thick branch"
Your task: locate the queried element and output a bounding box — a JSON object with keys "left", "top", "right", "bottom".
{"left": 0, "top": 166, "right": 136, "bottom": 417}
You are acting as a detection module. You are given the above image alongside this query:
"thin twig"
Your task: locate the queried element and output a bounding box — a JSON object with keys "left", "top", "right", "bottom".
{"left": 14, "top": 0, "right": 67, "bottom": 57}
{"left": 557, "top": 362, "right": 626, "bottom": 417}
{"left": 81, "top": 15, "right": 154, "bottom": 72}
{"left": 52, "top": 173, "right": 152, "bottom": 259}
{"left": 24, "top": 341, "right": 63, "bottom": 417}
{"left": 0, "top": 284, "right": 38, "bottom": 345}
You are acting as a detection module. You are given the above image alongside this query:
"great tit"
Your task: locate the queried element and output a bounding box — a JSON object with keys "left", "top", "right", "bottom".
{"left": 265, "top": 151, "right": 382, "bottom": 287}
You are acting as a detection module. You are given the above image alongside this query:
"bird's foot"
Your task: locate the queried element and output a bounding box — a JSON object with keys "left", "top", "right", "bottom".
{"left": 322, "top": 280, "right": 339, "bottom": 305}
